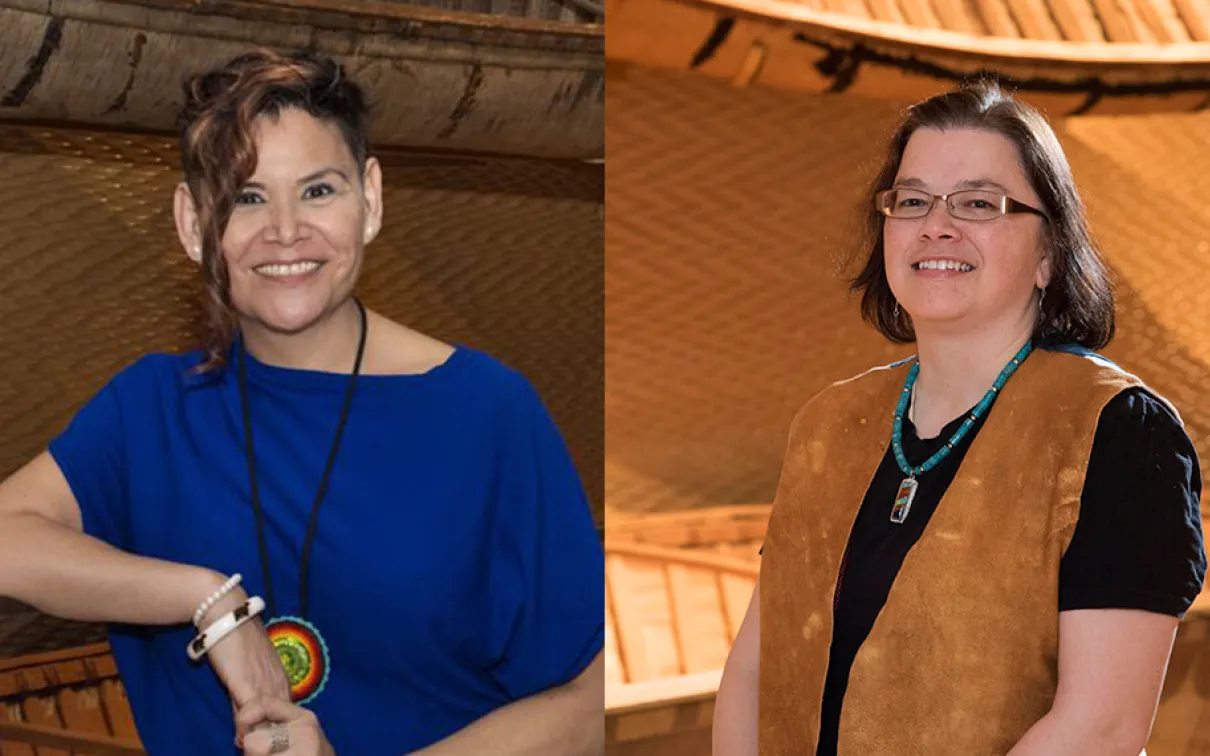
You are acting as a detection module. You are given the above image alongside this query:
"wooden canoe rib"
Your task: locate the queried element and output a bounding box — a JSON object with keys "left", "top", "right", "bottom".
{"left": 605, "top": 506, "right": 766, "bottom": 755}
{"left": 0, "top": 0, "right": 603, "bottom": 159}
{"left": 606, "top": 0, "right": 1210, "bottom": 115}
{"left": 0, "top": 642, "right": 145, "bottom": 755}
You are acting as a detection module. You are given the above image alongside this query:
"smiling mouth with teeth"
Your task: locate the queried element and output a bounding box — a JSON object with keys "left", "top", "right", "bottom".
{"left": 913, "top": 260, "right": 975, "bottom": 272}
{"left": 254, "top": 261, "right": 323, "bottom": 277}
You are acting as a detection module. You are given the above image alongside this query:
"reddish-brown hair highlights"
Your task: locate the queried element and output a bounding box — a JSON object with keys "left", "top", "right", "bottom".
{"left": 849, "top": 78, "right": 1115, "bottom": 349}
{"left": 177, "top": 48, "right": 371, "bottom": 371}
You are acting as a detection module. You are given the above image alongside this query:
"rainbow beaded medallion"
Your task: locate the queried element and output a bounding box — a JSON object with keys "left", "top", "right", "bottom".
{"left": 266, "top": 616, "right": 330, "bottom": 704}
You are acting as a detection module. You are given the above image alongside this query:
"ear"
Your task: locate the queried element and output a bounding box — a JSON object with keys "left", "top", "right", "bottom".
{"left": 360, "top": 157, "right": 383, "bottom": 246}
{"left": 1035, "top": 244, "right": 1053, "bottom": 291}
{"left": 174, "top": 183, "right": 204, "bottom": 265}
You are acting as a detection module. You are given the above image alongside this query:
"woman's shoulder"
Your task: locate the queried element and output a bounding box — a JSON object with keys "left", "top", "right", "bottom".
{"left": 104, "top": 349, "right": 209, "bottom": 394}
{"left": 1095, "top": 387, "right": 1190, "bottom": 450}
{"left": 366, "top": 311, "right": 544, "bottom": 408}
{"left": 1036, "top": 345, "right": 1185, "bottom": 424}
{"left": 798, "top": 356, "right": 914, "bottom": 410}
{"left": 778, "top": 356, "right": 913, "bottom": 441}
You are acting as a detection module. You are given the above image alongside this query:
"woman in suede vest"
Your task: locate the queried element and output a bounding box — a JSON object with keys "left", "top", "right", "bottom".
{"left": 714, "top": 80, "right": 1205, "bottom": 756}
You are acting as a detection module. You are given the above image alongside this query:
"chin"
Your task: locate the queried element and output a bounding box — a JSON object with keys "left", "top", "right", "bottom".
{"left": 905, "top": 304, "right": 972, "bottom": 328}
{"left": 248, "top": 295, "right": 333, "bottom": 335}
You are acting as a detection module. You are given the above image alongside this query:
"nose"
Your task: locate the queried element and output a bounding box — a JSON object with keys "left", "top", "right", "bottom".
{"left": 918, "top": 198, "right": 960, "bottom": 242}
{"left": 266, "top": 199, "right": 299, "bottom": 246}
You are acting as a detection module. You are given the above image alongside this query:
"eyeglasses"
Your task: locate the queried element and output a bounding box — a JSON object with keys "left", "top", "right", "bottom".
{"left": 875, "top": 188, "right": 1047, "bottom": 222}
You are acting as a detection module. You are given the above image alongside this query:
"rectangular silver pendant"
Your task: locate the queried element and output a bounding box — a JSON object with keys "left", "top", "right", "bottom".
{"left": 891, "top": 477, "right": 918, "bottom": 524}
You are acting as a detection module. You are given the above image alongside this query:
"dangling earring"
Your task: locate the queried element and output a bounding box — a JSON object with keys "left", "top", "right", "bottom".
{"left": 893, "top": 301, "right": 900, "bottom": 319}
{"left": 1038, "top": 288, "right": 1046, "bottom": 316}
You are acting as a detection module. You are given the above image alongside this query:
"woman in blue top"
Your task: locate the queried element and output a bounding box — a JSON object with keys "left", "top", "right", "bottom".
{"left": 0, "top": 49, "right": 604, "bottom": 756}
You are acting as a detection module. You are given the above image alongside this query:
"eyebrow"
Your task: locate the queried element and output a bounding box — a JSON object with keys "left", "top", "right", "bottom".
{"left": 893, "top": 177, "right": 1014, "bottom": 194}
{"left": 243, "top": 167, "right": 351, "bottom": 189}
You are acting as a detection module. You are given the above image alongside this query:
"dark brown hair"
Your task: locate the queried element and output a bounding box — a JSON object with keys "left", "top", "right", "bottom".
{"left": 850, "top": 78, "right": 1115, "bottom": 349}
{"left": 178, "top": 48, "right": 371, "bottom": 372}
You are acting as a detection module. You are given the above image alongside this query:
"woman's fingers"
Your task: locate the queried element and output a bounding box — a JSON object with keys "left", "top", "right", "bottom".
{"left": 240, "top": 721, "right": 291, "bottom": 756}
{"left": 236, "top": 695, "right": 304, "bottom": 739}
{"left": 237, "top": 700, "right": 327, "bottom": 756}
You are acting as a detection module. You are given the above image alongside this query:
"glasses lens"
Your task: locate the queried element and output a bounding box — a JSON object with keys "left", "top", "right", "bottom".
{"left": 948, "top": 190, "right": 1006, "bottom": 220}
{"left": 878, "top": 189, "right": 932, "bottom": 218}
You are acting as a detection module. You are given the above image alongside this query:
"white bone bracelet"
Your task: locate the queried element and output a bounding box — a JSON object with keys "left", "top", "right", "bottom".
{"left": 192, "top": 573, "right": 243, "bottom": 628}
{"left": 186, "top": 596, "right": 265, "bottom": 662}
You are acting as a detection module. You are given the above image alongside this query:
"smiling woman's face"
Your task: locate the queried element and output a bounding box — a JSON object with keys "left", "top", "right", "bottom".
{"left": 883, "top": 127, "right": 1051, "bottom": 336}
{"left": 218, "top": 107, "right": 381, "bottom": 336}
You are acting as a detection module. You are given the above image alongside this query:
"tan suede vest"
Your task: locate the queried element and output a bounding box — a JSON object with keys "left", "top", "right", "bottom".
{"left": 759, "top": 348, "right": 1158, "bottom": 755}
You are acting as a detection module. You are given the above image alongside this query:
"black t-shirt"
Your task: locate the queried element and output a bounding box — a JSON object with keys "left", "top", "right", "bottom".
{"left": 775, "top": 387, "right": 1206, "bottom": 756}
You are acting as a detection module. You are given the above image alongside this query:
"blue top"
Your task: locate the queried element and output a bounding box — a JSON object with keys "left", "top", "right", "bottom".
{"left": 48, "top": 345, "right": 604, "bottom": 756}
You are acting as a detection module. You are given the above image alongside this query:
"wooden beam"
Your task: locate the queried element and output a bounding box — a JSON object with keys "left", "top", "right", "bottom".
{"left": 865, "top": 0, "right": 906, "bottom": 23}
{"left": 605, "top": 670, "right": 723, "bottom": 714}
{"left": 1007, "top": 0, "right": 1063, "bottom": 40}
{"left": 0, "top": 721, "right": 145, "bottom": 756}
{"left": 1092, "top": 0, "right": 1145, "bottom": 40}
{"left": 0, "top": 644, "right": 112, "bottom": 674}
{"left": 822, "top": 0, "right": 871, "bottom": 17}
{"left": 1138, "top": 0, "right": 1193, "bottom": 41}
{"left": 1174, "top": 0, "right": 1210, "bottom": 40}
{"left": 899, "top": 0, "right": 942, "bottom": 28}
{"left": 932, "top": 0, "right": 987, "bottom": 35}
{"left": 1046, "top": 0, "right": 1106, "bottom": 41}
{"left": 974, "top": 0, "right": 1023, "bottom": 37}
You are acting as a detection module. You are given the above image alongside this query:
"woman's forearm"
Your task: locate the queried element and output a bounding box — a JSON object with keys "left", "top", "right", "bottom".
{"left": 1008, "top": 709, "right": 1148, "bottom": 756}
{"left": 0, "top": 511, "right": 223, "bottom": 626}
{"left": 410, "top": 653, "right": 604, "bottom": 756}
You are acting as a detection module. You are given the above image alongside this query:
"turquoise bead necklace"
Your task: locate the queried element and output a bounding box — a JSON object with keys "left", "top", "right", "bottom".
{"left": 889, "top": 339, "right": 1034, "bottom": 524}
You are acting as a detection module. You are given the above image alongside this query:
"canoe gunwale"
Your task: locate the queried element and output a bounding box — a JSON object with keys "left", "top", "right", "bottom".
{"left": 606, "top": 0, "right": 1210, "bottom": 116}
{"left": 605, "top": 669, "right": 722, "bottom": 714}
{"left": 3, "top": 0, "right": 604, "bottom": 42}
{"left": 0, "top": 0, "right": 604, "bottom": 158}
{"left": 664, "top": 0, "right": 1210, "bottom": 65}
{"left": 0, "top": 0, "right": 604, "bottom": 55}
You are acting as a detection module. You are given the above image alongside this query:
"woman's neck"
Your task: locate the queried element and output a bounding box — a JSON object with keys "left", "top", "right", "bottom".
{"left": 911, "top": 317, "right": 1035, "bottom": 438}
{"left": 239, "top": 299, "right": 363, "bottom": 373}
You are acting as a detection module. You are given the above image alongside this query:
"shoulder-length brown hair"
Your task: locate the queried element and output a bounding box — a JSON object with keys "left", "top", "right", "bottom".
{"left": 177, "top": 48, "right": 371, "bottom": 372}
{"left": 850, "top": 79, "right": 1115, "bottom": 350}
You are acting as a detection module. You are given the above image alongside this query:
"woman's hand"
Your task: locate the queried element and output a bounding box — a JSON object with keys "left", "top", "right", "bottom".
{"left": 198, "top": 587, "right": 292, "bottom": 708}
{"left": 236, "top": 695, "right": 336, "bottom": 756}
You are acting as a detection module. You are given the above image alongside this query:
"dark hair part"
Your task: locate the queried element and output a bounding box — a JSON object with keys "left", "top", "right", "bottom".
{"left": 850, "top": 78, "right": 1115, "bottom": 350}
{"left": 178, "top": 48, "right": 371, "bottom": 372}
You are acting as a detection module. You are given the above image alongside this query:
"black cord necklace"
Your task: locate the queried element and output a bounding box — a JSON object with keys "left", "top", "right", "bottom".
{"left": 236, "top": 297, "right": 367, "bottom": 704}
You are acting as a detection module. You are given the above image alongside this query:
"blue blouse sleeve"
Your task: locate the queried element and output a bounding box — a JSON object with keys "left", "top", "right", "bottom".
{"left": 46, "top": 370, "right": 132, "bottom": 550}
{"left": 488, "top": 373, "right": 604, "bottom": 700}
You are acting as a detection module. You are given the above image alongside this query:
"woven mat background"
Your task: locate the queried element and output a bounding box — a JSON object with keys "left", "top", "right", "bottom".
{"left": 0, "top": 124, "right": 602, "bottom": 662}
{"left": 605, "top": 65, "right": 1210, "bottom": 519}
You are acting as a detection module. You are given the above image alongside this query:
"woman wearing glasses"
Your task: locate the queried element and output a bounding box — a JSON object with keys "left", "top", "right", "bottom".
{"left": 714, "top": 80, "right": 1205, "bottom": 755}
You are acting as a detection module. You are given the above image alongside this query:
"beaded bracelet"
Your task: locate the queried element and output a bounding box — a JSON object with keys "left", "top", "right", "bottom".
{"left": 186, "top": 596, "right": 266, "bottom": 662}
{"left": 192, "top": 573, "right": 243, "bottom": 628}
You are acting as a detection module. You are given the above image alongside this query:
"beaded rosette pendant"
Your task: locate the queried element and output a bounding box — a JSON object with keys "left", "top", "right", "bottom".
{"left": 266, "top": 616, "right": 330, "bottom": 704}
